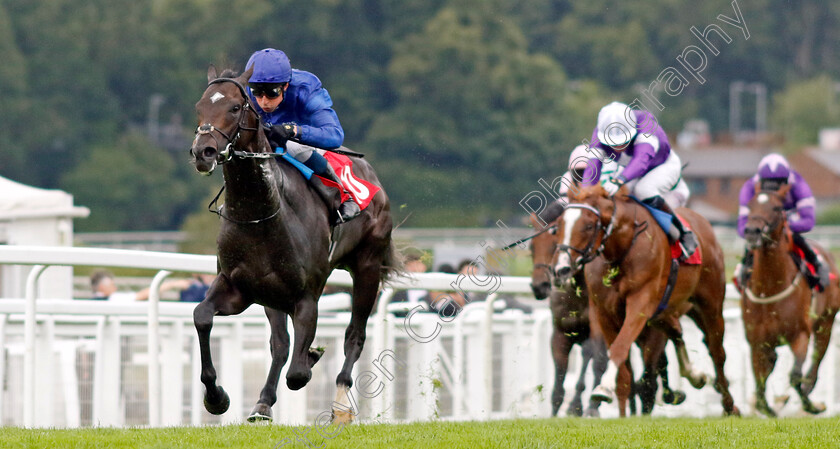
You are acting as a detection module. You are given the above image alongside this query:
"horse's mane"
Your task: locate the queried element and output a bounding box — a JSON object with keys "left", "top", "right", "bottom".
{"left": 539, "top": 199, "right": 567, "bottom": 225}
{"left": 218, "top": 68, "right": 239, "bottom": 79}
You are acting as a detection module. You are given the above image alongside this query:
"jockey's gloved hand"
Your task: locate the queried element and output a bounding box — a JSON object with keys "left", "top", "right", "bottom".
{"left": 263, "top": 122, "right": 297, "bottom": 148}
{"left": 603, "top": 177, "right": 624, "bottom": 196}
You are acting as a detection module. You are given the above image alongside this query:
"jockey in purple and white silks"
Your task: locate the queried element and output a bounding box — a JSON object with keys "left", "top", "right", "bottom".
{"left": 580, "top": 102, "right": 697, "bottom": 255}
{"left": 735, "top": 153, "right": 828, "bottom": 290}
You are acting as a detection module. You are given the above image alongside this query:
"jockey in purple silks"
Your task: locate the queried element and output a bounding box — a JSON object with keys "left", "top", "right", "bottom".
{"left": 735, "top": 153, "right": 829, "bottom": 291}
{"left": 580, "top": 102, "right": 697, "bottom": 256}
{"left": 246, "top": 48, "right": 359, "bottom": 222}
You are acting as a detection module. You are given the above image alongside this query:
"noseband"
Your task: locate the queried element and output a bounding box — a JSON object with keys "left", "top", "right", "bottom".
{"left": 747, "top": 204, "right": 786, "bottom": 249}
{"left": 194, "top": 78, "right": 260, "bottom": 164}
{"left": 556, "top": 203, "right": 615, "bottom": 268}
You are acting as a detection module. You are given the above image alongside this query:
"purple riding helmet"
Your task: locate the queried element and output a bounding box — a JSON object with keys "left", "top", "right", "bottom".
{"left": 757, "top": 153, "right": 791, "bottom": 190}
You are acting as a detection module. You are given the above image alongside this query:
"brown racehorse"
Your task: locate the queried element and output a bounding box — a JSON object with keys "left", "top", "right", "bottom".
{"left": 741, "top": 185, "right": 840, "bottom": 416}
{"left": 529, "top": 201, "right": 685, "bottom": 416}
{"left": 552, "top": 184, "right": 739, "bottom": 416}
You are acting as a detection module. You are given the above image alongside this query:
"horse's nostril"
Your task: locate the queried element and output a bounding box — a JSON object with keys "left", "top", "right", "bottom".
{"left": 202, "top": 147, "right": 217, "bottom": 159}
{"left": 557, "top": 266, "right": 571, "bottom": 277}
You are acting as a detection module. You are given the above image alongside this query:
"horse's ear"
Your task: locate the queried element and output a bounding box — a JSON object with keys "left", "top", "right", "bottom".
{"left": 777, "top": 183, "right": 792, "bottom": 198}
{"left": 207, "top": 64, "right": 218, "bottom": 83}
{"left": 239, "top": 65, "right": 254, "bottom": 84}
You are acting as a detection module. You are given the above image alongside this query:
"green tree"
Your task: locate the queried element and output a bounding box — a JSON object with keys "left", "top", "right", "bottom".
{"left": 61, "top": 133, "right": 192, "bottom": 231}
{"left": 771, "top": 75, "right": 840, "bottom": 149}
{"left": 363, "top": 2, "right": 603, "bottom": 225}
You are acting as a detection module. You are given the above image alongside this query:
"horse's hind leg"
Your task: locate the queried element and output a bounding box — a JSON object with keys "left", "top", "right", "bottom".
{"left": 789, "top": 331, "right": 825, "bottom": 414}
{"left": 686, "top": 307, "right": 739, "bottom": 416}
{"left": 658, "top": 350, "right": 686, "bottom": 405}
{"left": 585, "top": 336, "right": 608, "bottom": 417}
{"left": 636, "top": 329, "right": 667, "bottom": 415}
{"left": 333, "top": 263, "right": 380, "bottom": 422}
{"left": 248, "top": 308, "right": 291, "bottom": 422}
{"left": 194, "top": 275, "right": 251, "bottom": 415}
{"left": 751, "top": 343, "right": 777, "bottom": 417}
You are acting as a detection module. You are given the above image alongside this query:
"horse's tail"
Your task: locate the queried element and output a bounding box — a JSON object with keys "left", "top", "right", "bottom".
{"left": 380, "top": 235, "right": 405, "bottom": 285}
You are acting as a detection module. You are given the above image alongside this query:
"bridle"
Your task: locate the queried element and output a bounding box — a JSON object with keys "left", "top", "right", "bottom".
{"left": 746, "top": 193, "right": 786, "bottom": 250}
{"left": 193, "top": 78, "right": 261, "bottom": 164}
{"left": 555, "top": 202, "right": 616, "bottom": 269}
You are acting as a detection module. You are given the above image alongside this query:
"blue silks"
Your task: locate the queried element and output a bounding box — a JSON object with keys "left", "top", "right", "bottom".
{"left": 276, "top": 147, "right": 313, "bottom": 180}
{"left": 631, "top": 196, "right": 673, "bottom": 232}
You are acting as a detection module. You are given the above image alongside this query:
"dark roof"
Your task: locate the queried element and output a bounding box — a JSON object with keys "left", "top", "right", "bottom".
{"left": 679, "top": 147, "right": 767, "bottom": 177}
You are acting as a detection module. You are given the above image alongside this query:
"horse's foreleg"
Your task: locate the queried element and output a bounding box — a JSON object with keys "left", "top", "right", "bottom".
{"left": 549, "top": 332, "right": 573, "bottom": 416}
{"left": 790, "top": 331, "right": 825, "bottom": 414}
{"left": 568, "top": 339, "right": 592, "bottom": 417}
{"left": 194, "top": 276, "right": 250, "bottom": 415}
{"left": 616, "top": 361, "right": 633, "bottom": 417}
{"left": 248, "top": 308, "right": 291, "bottom": 422}
{"left": 287, "top": 297, "right": 319, "bottom": 391}
{"left": 751, "top": 343, "right": 777, "bottom": 417}
{"left": 591, "top": 295, "right": 652, "bottom": 405}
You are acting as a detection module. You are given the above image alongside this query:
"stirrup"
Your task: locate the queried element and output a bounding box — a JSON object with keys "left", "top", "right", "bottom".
{"left": 336, "top": 198, "right": 361, "bottom": 224}
{"left": 679, "top": 231, "right": 698, "bottom": 258}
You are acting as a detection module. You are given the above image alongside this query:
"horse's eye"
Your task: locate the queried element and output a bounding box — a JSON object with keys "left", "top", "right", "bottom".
{"left": 548, "top": 228, "right": 557, "bottom": 235}
{"left": 231, "top": 105, "right": 241, "bottom": 113}
{"left": 584, "top": 223, "right": 594, "bottom": 231}
{"left": 773, "top": 206, "right": 783, "bottom": 213}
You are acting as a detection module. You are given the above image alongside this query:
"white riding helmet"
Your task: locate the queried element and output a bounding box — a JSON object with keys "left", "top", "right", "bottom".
{"left": 597, "top": 101, "right": 637, "bottom": 147}
{"left": 568, "top": 144, "right": 590, "bottom": 171}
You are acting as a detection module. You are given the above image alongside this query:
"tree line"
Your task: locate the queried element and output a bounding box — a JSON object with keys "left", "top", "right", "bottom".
{"left": 0, "top": 0, "right": 837, "bottom": 233}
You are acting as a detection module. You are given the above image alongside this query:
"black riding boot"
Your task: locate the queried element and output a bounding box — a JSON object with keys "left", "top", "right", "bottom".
{"left": 318, "top": 164, "right": 361, "bottom": 223}
{"left": 791, "top": 232, "right": 829, "bottom": 291}
{"left": 642, "top": 196, "right": 698, "bottom": 256}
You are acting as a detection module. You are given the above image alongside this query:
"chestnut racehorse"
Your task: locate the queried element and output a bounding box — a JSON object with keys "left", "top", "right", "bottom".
{"left": 741, "top": 185, "right": 839, "bottom": 416}
{"left": 530, "top": 200, "right": 685, "bottom": 416}
{"left": 552, "top": 185, "right": 739, "bottom": 416}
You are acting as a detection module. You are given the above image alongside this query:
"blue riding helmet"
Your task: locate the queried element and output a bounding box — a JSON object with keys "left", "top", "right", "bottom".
{"left": 246, "top": 48, "right": 292, "bottom": 84}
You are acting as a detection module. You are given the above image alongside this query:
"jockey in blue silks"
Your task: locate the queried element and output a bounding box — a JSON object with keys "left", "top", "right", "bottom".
{"left": 246, "top": 48, "right": 360, "bottom": 223}
{"left": 735, "top": 153, "right": 829, "bottom": 291}
{"left": 580, "top": 102, "right": 697, "bottom": 256}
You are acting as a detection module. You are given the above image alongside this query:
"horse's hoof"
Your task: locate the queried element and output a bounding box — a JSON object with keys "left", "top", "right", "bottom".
{"left": 688, "top": 373, "right": 708, "bottom": 389}
{"left": 724, "top": 405, "right": 741, "bottom": 417}
{"left": 590, "top": 385, "right": 614, "bottom": 404}
{"left": 287, "top": 370, "right": 312, "bottom": 390}
{"left": 584, "top": 407, "right": 600, "bottom": 418}
{"left": 756, "top": 399, "right": 777, "bottom": 418}
{"left": 332, "top": 408, "right": 355, "bottom": 424}
{"left": 804, "top": 401, "right": 826, "bottom": 415}
{"left": 247, "top": 403, "right": 273, "bottom": 423}
{"left": 662, "top": 389, "right": 687, "bottom": 405}
{"left": 204, "top": 387, "right": 230, "bottom": 415}
{"left": 308, "top": 347, "right": 325, "bottom": 368}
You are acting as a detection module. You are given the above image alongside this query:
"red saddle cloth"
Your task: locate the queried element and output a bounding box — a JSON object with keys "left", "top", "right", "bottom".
{"left": 792, "top": 244, "right": 838, "bottom": 282}
{"left": 670, "top": 214, "right": 702, "bottom": 265}
{"left": 317, "top": 152, "right": 381, "bottom": 211}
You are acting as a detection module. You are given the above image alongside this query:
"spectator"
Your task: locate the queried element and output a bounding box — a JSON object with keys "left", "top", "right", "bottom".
{"left": 89, "top": 270, "right": 215, "bottom": 302}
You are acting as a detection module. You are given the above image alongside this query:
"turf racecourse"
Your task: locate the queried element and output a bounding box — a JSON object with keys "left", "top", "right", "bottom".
{"left": 2, "top": 417, "right": 839, "bottom": 449}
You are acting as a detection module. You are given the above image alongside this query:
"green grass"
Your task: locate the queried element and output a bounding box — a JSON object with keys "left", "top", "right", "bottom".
{"left": 2, "top": 417, "right": 840, "bottom": 449}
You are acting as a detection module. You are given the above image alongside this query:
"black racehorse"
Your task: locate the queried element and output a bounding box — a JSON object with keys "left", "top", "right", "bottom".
{"left": 190, "top": 66, "right": 399, "bottom": 423}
